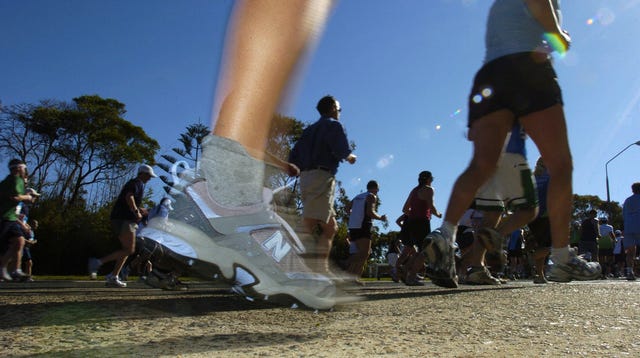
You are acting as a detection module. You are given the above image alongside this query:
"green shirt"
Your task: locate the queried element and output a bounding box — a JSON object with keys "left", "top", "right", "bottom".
{"left": 0, "top": 174, "right": 24, "bottom": 221}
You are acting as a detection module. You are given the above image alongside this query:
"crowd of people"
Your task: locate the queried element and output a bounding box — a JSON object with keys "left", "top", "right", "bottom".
{"left": 3, "top": 1, "right": 640, "bottom": 313}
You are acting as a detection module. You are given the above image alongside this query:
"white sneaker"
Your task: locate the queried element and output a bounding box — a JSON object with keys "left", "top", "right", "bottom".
{"left": 105, "top": 273, "right": 127, "bottom": 288}
{"left": 548, "top": 250, "right": 601, "bottom": 282}
{"left": 137, "top": 135, "right": 352, "bottom": 310}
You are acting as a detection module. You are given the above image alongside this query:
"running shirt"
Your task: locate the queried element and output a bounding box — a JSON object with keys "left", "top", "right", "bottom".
{"left": 406, "top": 186, "right": 431, "bottom": 220}
{"left": 599, "top": 224, "right": 614, "bottom": 250}
{"left": 485, "top": 0, "right": 561, "bottom": 63}
{"left": 623, "top": 193, "right": 640, "bottom": 234}
{"left": 0, "top": 174, "right": 25, "bottom": 221}
{"left": 348, "top": 192, "right": 372, "bottom": 229}
{"left": 110, "top": 178, "right": 145, "bottom": 221}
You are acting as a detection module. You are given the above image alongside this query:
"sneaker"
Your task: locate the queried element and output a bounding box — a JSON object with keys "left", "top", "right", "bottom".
{"left": 105, "top": 273, "right": 127, "bottom": 288}
{"left": 533, "top": 275, "right": 548, "bottom": 284}
{"left": 627, "top": 272, "right": 637, "bottom": 281}
{"left": 547, "top": 251, "right": 601, "bottom": 282}
{"left": 465, "top": 266, "right": 501, "bottom": 285}
{"left": 11, "top": 269, "right": 26, "bottom": 279}
{"left": 1, "top": 267, "right": 12, "bottom": 281}
{"left": 476, "top": 227, "right": 506, "bottom": 265}
{"left": 88, "top": 257, "right": 101, "bottom": 279}
{"left": 138, "top": 140, "right": 347, "bottom": 310}
{"left": 423, "top": 229, "right": 458, "bottom": 288}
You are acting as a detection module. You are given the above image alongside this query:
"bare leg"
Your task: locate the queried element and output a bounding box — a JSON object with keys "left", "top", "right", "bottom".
{"left": 213, "top": 0, "right": 334, "bottom": 158}
{"left": 442, "top": 111, "right": 513, "bottom": 230}
{"left": 520, "top": 105, "right": 572, "bottom": 251}
{"left": 347, "top": 238, "right": 372, "bottom": 279}
{"left": 100, "top": 231, "right": 136, "bottom": 277}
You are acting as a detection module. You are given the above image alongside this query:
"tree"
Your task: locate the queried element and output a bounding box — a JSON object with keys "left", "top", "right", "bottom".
{"left": 1, "top": 95, "right": 160, "bottom": 207}
{"left": 572, "top": 194, "right": 622, "bottom": 230}
{"left": 156, "top": 122, "right": 211, "bottom": 196}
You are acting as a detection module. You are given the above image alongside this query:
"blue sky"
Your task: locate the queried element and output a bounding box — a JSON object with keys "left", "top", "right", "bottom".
{"left": 2, "top": 0, "right": 640, "bottom": 232}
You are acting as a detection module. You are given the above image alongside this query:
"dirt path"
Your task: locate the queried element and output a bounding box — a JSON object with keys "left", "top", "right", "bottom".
{"left": 1, "top": 279, "right": 639, "bottom": 357}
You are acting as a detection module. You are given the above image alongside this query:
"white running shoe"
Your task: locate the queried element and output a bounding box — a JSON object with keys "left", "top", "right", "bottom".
{"left": 105, "top": 273, "right": 127, "bottom": 288}
{"left": 138, "top": 137, "right": 352, "bottom": 310}
{"left": 547, "top": 250, "right": 601, "bottom": 282}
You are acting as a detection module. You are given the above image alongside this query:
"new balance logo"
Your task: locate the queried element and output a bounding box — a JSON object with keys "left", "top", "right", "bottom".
{"left": 262, "top": 231, "right": 291, "bottom": 262}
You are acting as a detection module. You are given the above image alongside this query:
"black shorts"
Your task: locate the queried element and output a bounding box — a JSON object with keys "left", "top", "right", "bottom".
{"left": 349, "top": 224, "right": 372, "bottom": 241}
{"left": 1, "top": 221, "right": 24, "bottom": 240}
{"left": 468, "top": 52, "right": 563, "bottom": 125}
{"left": 405, "top": 217, "right": 431, "bottom": 250}
{"left": 527, "top": 216, "right": 551, "bottom": 248}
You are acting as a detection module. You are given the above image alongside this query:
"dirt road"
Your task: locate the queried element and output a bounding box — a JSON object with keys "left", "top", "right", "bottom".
{"left": 1, "top": 279, "right": 639, "bottom": 357}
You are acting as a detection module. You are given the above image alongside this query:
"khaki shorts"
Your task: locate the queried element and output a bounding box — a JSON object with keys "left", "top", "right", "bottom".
{"left": 474, "top": 152, "right": 537, "bottom": 212}
{"left": 111, "top": 219, "right": 139, "bottom": 236}
{"left": 300, "top": 169, "right": 336, "bottom": 223}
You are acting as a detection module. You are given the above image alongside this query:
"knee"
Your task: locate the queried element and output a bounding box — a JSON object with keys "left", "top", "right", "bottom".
{"left": 544, "top": 155, "right": 573, "bottom": 181}
{"left": 467, "top": 159, "right": 499, "bottom": 183}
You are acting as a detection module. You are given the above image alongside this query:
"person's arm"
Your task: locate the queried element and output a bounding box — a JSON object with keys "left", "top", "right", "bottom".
{"left": 365, "top": 194, "right": 386, "bottom": 222}
{"left": 327, "top": 122, "right": 356, "bottom": 164}
{"left": 524, "top": 0, "right": 570, "bottom": 51}
{"left": 264, "top": 151, "right": 300, "bottom": 177}
{"left": 418, "top": 186, "right": 442, "bottom": 218}
{"left": 126, "top": 192, "right": 143, "bottom": 222}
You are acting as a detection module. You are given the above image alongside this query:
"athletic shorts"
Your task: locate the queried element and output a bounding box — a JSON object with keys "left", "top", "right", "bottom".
{"left": 1, "top": 221, "right": 24, "bottom": 239}
{"left": 405, "top": 217, "right": 431, "bottom": 250}
{"left": 300, "top": 169, "right": 336, "bottom": 223}
{"left": 474, "top": 152, "right": 537, "bottom": 212}
{"left": 527, "top": 216, "right": 551, "bottom": 248}
{"left": 349, "top": 224, "right": 372, "bottom": 241}
{"left": 468, "top": 52, "right": 563, "bottom": 125}
{"left": 22, "top": 246, "right": 32, "bottom": 260}
{"left": 387, "top": 253, "right": 399, "bottom": 267}
{"left": 111, "top": 220, "right": 138, "bottom": 236}
{"left": 623, "top": 233, "right": 640, "bottom": 250}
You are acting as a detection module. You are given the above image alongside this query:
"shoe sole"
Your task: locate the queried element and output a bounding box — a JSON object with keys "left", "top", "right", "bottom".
{"left": 142, "top": 221, "right": 355, "bottom": 310}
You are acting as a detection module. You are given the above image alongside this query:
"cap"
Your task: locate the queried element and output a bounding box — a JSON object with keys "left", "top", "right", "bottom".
{"left": 615, "top": 230, "right": 622, "bottom": 236}
{"left": 26, "top": 188, "right": 41, "bottom": 197}
{"left": 138, "top": 164, "right": 158, "bottom": 178}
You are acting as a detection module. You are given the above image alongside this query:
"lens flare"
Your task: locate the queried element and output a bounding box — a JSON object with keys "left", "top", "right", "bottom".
{"left": 543, "top": 32, "right": 567, "bottom": 57}
{"left": 436, "top": 124, "right": 441, "bottom": 130}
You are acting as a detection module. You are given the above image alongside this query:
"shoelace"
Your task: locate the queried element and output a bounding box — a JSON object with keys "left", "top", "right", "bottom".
{"left": 169, "top": 159, "right": 308, "bottom": 255}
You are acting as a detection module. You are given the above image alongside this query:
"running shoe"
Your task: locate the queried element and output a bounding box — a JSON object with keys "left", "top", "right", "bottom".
{"left": 105, "top": 273, "right": 127, "bottom": 288}
{"left": 139, "top": 149, "right": 348, "bottom": 310}
{"left": 465, "top": 266, "right": 501, "bottom": 285}
{"left": 88, "top": 257, "right": 101, "bottom": 279}
{"left": 1, "top": 267, "right": 12, "bottom": 281}
{"left": 627, "top": 272, "right": 637, "bottom": 281}
{"left": 533, "top": 275, "right": 548, "bottom": 284}
{"left": 547, "top": 250, "right": 601, "bottom": 282}
{"left": 423, "top": 229, "right": 459, "bottom": 288}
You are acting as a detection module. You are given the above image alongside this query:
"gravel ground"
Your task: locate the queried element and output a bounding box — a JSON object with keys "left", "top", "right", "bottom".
{"left": 1, "top": 278, "right": 639, "bottom": 357}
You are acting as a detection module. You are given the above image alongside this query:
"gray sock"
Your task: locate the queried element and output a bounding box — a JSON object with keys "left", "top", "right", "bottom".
{"left": 201, "top": 134, "right": 264, "bottom": 207}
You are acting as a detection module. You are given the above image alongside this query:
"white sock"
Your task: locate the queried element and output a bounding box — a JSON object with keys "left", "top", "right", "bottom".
{"left": 440, "top": 221, "right": 457, "bottom": 244}
{"left": 550, "top": 247, "right": 570, "bottom": 264}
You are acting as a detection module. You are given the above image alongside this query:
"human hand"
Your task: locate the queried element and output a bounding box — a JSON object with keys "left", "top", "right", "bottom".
{"left": 347, "top": 154, "right": 357, "bottom": 164}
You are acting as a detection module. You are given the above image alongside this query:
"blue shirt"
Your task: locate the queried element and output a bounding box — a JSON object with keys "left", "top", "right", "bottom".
{"left": 505, "top": 123, "right": 526, "bottom": 157}
{"left": 485, "top": 0, "right": 561, "bottom": 63}
{"left": 623, "top": 193, "right": 640, "bottom": 234}
{"left": 289, "top": 116, "right": 352, "bottom": 175}
{"left": 110, "top": 178, "right": 145, "bottom": 221}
